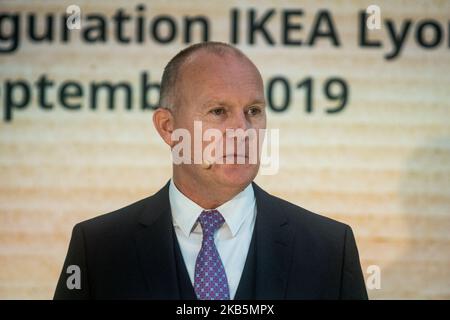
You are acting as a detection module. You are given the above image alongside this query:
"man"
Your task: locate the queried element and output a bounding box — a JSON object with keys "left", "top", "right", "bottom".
{"left": 54, "top": 42, "right": 368, "bottom": 300}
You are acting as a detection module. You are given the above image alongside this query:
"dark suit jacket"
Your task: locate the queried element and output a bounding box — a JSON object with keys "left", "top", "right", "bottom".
{"left": 54, "top": 181, "right": 368, "bottom": 299}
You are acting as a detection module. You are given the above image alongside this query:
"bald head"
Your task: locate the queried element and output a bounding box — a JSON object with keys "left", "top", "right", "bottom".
{"left": 158, "top": 42, "right": 261, "bottom": 111}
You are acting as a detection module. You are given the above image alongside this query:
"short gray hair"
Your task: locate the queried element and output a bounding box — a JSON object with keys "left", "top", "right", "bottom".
{"left": 158, "top": 42, "right": 248, "bottom": 111}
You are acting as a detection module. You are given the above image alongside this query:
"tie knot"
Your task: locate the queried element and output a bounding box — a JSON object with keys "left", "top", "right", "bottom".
{"left": 198, "top": 209, "right": 225, "bottom": 236}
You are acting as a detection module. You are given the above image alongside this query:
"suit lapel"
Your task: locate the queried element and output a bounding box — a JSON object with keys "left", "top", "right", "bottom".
{"left": 252, "top": 182, "right": 295, "bottom": 299}
{"left": 133, "top": 180, "right": 297, "bottom": 300}
{"left": 134, "top": 181, "right": 180, "bottom": 299}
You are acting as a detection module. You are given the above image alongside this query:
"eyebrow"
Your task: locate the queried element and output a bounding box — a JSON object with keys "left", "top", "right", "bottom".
{"left": 247, "top": 99, "right": 266, "bottom": 107}
{"left": 202, "top": 99, "right": 230, "bottom": 109}
{"left": 202, "top": 98, "right": 266, "bottom": 109}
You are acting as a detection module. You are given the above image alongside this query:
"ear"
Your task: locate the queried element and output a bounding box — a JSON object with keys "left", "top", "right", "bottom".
{"left": 153, "top": 108, "right": 175, "bottom": 147}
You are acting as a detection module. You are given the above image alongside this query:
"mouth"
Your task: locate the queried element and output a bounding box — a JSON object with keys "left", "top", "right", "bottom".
{"left": 223, "top": 154, "right": 248, "bottom": 158}
{"left": 220, "top": 154, "right": 250, "bottom": 165}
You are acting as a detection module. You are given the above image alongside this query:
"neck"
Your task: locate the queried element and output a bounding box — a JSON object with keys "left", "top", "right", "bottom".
{"left": 172, "top": 169, "right": 247, "bottom": 209}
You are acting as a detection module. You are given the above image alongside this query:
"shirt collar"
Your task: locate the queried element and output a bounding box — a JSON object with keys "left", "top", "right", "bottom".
{"left": 169, "top": 178, "right": 255, "bottom": 238}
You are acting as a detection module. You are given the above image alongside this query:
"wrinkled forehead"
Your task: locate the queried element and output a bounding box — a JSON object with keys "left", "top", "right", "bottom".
{"left": 176, "top": 50, "right": 265, "bottom": 106}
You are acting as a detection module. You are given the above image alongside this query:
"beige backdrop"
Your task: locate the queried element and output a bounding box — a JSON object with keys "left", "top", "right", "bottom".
{"left": 0, "top": 0, "right": 449, "bottom": 299}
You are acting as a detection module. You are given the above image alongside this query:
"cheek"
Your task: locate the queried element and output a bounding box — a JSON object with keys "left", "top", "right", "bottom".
{"left": 173, "top": 115, "right": 193, "bottom": 131}
{"left": 254, "top": 113, "right": 267, "bottom": 129}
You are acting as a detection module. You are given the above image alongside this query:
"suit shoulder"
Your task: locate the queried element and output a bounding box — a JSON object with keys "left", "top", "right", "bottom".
{"left": 272, "top": 195, "right": 352, "bottom": 250}
{"left": 75, "top": 182, "right": 169, "bottom": 234}
{"left": 279, "top": 195, "right": 346, "bottom": 226}
{"left": 77, "top": 196, "right": 150, "bottom": 231}
{"left": 257, "top": 186, "right": 350, "bottom": 238}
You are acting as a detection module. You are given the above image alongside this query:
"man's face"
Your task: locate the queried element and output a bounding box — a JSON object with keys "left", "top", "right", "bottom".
{"left": 171, "top": 51, "right": 266, "bottom": 190}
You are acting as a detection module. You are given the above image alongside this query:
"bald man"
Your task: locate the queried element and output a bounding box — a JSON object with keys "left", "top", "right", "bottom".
{"left": 54, "top": 42, "right": 368, "bottom": 300}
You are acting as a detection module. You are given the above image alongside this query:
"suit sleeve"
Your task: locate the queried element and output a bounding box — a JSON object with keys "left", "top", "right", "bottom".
{"left": 340, "top": 226, "right": 368, "bottom": 300}
{"left": 54, "top": 223, "right": 91, "bottom": 299}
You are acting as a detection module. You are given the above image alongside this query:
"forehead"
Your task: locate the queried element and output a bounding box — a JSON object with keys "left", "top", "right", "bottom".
{"left": 178, "top": 50, "right": 265, "bottom": 105}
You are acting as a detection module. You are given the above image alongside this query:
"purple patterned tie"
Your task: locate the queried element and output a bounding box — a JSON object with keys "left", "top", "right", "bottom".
{"left": 194, "top": 209, "right": 230, "bottom": 300}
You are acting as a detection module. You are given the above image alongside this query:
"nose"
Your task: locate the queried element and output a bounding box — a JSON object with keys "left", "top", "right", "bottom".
{"left": 228, "top": 110, "right": 250, "bottom": 131}
{"left": 223, "top": 111, "right": 252, "bottom": 156}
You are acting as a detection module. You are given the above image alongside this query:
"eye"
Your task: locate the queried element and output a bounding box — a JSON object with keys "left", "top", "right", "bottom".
{"left": 210, "top": 107, "right": 226, "bottom": 116}
{"left": 247, "top": 106, "right": 262, "bottom": 116}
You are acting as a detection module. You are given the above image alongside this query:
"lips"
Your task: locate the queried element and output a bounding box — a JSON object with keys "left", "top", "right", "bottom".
{"left": 223, "top": 154, "right": 248, "bottom": 158}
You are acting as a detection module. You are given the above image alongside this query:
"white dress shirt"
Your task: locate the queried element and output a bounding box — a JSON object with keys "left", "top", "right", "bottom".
{"left": 169, "top": 178, "right": 256, "bottom": 299}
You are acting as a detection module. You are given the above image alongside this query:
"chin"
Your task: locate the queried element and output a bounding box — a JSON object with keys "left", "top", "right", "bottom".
{"left": 213, "top": 163, "right": 258, "bottom": 189}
